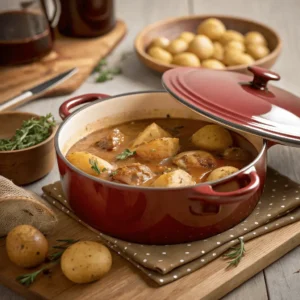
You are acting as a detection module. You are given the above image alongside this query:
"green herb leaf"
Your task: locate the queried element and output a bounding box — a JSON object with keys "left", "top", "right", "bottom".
{"left": 96, "top": 70, "right": 114, "bottom": 83}
{"left": 0, "top": 113, "right": 55, "bottom": 151}
{"left": 16, "top": 269, "right": 45, "bottom": 287}
{"left": 94, "top": 59, "right": 107, "bottom": 72}
{"left": 116, "top": 149, "right": 136, "bottom": 160}
{"left": 110, "top": 170, "right": 118, "bottom": 176}
{"left": 223, "top": 237, "right": 246, "bottom": 269}
{"left": 89, "top": 158, "right": 101, "bottom": 175}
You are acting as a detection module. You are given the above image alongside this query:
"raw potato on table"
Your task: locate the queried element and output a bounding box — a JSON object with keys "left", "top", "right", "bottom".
{"left": 61, "top": 241, "right": 112, "bottom": 284}
{"left": 6, "top": 225, "right": 48, "bottom": 268}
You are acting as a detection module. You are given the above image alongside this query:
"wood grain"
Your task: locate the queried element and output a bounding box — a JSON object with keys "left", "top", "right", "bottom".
{"left": 0, "top": 20, "right": 126, "bottom": 110}
{"left": 0, "top": 206, "right": 300, "bottom": 300}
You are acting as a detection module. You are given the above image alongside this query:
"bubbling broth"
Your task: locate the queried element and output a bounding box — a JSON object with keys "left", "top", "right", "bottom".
{"left": 67, "top": 118, "right": 257, "bottom": 187}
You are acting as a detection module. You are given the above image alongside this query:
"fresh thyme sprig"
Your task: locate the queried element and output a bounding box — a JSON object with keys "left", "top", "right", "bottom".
{"left": 16, "top": 239, "right": 78, "bottom": 287}
{"left": 223, "top": 237, "right": 246, "bottom": 269}
{"left": 89, "top": 158, "right": 107, "bottom": 175}
{"left": 116, "top": 149, "right": 136, "bottom": 160}
{"left": 0, "top": 113, "right": 55, "bottom": 151}
{"left": 94, "top": 58, "right": 122, "bottom": 83}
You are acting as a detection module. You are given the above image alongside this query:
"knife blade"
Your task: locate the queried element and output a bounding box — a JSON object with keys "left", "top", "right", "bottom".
{"left": 0, "top": 67, "right": 78, "bottom": 111}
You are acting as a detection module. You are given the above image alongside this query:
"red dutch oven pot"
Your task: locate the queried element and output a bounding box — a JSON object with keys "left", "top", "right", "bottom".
{"left": 55, "top": 66, "right": 300, "bottom": 244}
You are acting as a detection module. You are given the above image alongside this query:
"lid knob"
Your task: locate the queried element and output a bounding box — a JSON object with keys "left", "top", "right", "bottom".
{"left": 248, "top": 66, "right": 280, "bottom": 90}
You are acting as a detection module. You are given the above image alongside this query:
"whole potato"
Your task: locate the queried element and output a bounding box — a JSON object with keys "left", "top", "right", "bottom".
{"left": 61, "top": 241, "right": 112, "bottom": 284}
{"left": 192, "top": 124, "right": 233, "bottom": 151}
{"left": 207, "top": 166, "right": 240, "bottom": 192}
{"left": 246, "top": 44, "right": 270, "bottom": 60}
{"left": 212, "top": 42, "right": 224, "bottom": 61}
{"left": 224, "top": 50, "right": 254, "bottom": 66}
{"left": 202, "top": 59, "right": 225, "bottom": 70}
{"left": 206, "top": 166, "right": 239, "bottom": 181}
{"left": 179, "top": 31, "right": 195, "bottom": 43}
{"left": 150, "top": 37, "right": 170, "bottom": 48}
{"left": 245, "top": 31, "right": 267, "bottom": 46}
{"left": 66, "top": 151, "right": 113, "bottom": 176}
{"left": 147, "top": 46, "right": 173, "bottom": 64}
{"left": 222, "top": 147, "right": 251, "bottom": 161}
{"left": 166, "top": 39, "right": 188, "bottom": 55}
{"left": 6, "top": 225, "right": 48, "bottom": 268}
{"left": 197, "top": 18, "right": 226, "bottom": 40}
{"left": 219, "top": 30, "right": 244, "bottom": 46}
{"left": 172, "top": 52, "right": 201, "bottom": 67}
{"left": 225, "top": 40, "right": 245, "bottom": 52}
{"left": 188, "top": 35, "right": 214, "bottom": 60}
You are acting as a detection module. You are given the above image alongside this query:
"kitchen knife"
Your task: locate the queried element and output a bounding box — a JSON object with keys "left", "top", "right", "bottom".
{"left": 0, "top": 67, "right": 78, "bottom": 111}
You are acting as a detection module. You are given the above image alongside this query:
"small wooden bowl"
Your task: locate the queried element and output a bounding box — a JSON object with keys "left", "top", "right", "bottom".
{"left": 0, "top": 112, "right": 56, "bottom": 185}
{"left": 135, "top": 15, "right": 282, "bottom": 74}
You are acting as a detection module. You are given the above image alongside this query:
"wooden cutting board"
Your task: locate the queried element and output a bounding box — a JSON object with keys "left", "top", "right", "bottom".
{"left": 0, "top": 20, "right": 126, "bottom": 110}
{"left": 1, "top": 206, "right": 300, "bottom": 300}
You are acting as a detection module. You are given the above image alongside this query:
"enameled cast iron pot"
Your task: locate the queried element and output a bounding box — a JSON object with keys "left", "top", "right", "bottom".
{"left": 55, "top": 66, "right": 300, "bottom": 244}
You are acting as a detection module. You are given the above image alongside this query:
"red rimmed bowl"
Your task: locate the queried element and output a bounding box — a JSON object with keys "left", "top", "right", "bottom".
{"left": 55, "top": 91, "right": 266, "bottom": 245}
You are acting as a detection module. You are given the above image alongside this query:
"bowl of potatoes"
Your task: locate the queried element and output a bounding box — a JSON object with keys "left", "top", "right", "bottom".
{"left": 135, "top": 15, "right": 281, "bottom": 74}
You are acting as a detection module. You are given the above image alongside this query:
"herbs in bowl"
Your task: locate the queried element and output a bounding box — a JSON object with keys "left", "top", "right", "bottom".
{"left": 0, "top": 112, "right": 57, "bottom": 185}
{"left": 0, "top": 113, "right": 55, "bottom": 151}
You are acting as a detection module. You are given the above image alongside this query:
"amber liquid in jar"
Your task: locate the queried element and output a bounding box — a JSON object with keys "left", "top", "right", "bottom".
{"left": 58, "top": 0, "right": 115, "bottom": 38}
{"left": 0, "top": 11, "right": 52, "bottom": 65}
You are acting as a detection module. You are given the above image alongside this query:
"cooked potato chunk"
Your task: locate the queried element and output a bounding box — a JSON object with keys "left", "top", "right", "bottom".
{"left": 135, "top": 137, "right": 179, "bottom": 160}
{"left": 67, "top": 151, "right": 113, "bottom": 176}
{"left": 173, "top": 151, "right": 216, "bottom": 169}
{"left": 112, "top": 163, "right": 154, "bottom": 186}
{"left": 192, "top": 124, "right": 233, "bottom": 151}
{"left": 96, "top": 128, "right": 124, "bottom": 151}
{"left": 153, "top": 169, "right": 196, "bottom": 187}
{"left": 222, "top": 147, "right": 251, "bottom": 161}
{"left": 206, "top": 166, "right": 239, "bottom": 181}
{"left": 132, "top": 123, "right": 171, "bottom": 148}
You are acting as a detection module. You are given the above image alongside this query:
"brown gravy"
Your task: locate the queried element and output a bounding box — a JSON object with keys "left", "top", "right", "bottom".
{"left": 68, "top": 118, "right": 257, "bottom": 186}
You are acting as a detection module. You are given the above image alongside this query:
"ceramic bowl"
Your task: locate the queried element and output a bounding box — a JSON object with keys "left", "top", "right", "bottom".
{"left": 135, "top": 15, "right": 282, "bottom": 74}
{"left": 0, "top": 112, "right": 56, "bottom": 185}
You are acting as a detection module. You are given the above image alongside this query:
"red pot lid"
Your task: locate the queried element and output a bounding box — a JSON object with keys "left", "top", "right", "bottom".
{"left": 162, "top": 66, "right": 300, "bottom": 146}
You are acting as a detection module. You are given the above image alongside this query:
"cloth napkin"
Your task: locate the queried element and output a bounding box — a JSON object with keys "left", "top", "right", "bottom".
{"left": 42, "top": 168, "right": 300, "bottom": 285}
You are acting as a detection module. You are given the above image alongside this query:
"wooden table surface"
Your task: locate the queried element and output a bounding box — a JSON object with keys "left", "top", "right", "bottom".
{"left": 2, "top": 0, "right": 300, "bottom": 299}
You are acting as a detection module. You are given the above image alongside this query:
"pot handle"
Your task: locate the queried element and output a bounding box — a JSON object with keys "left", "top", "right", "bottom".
{"left": 59, "top": 93, "right": 110, "bottom": 120}
{"left": 190, "top": 166, "right": 260, "bottom": 204}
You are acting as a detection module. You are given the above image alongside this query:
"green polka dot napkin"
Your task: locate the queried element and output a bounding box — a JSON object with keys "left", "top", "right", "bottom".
{"left": 42, "top": 168, "right": 300, "bottom": 285}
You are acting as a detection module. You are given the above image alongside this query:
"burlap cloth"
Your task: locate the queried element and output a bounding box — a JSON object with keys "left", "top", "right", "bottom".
{"left": 42, "top": 168, "right": 300, "bottom": 285}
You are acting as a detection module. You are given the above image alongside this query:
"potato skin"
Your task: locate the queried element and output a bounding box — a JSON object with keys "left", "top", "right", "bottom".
{"left": 223, "top": 50, "right": 254, "bottom": 66}
{"left": 147, "top": 46, "right": 173, "bottom": 64}
{"left": 197, "top": 18, "right": 226, "bottom": 40}
{"left": 188, "top": 35, "right": 214, "bottom": 60}
{"left": 246, "top": 44, "right": 270, "bottom": 60}
{"left": 132, "top": 122, "right": 171, "bottom": 148}
{"left": 192, "top": 124, "right": 233, "bottom": 151}
{"left": 245, "top": 31, "right": 267, "bottom": 46}
{"left": 152, "top": 169, "right": 196, "bottom": 187}
{"left": 172, "top": 52, "right": 201, "bottom": 67}
{"left": 61, "top": 241, "right": 112, "bottom": 284}
{"left": 206, "top": 166, "right": 239, "bottom": 181}
{"left": 202, "top": 59, "right": 225, "bottom": 70}
{"left": 150, "top": 37, "right": 170, "bottom": 48}
{"left": 66, "top": 151, "right": 113, "bottom": 176}
{"left": 166, "top": 39, "right": 188, "bottom": 55}
{"left": 135, "top": 137, "right": 180, "bottom": 160}
{"left": 6, "top": 225, "right": 48, "bottom": 268}
{"left": 219, "top": 30, "right": 244, "bottom": 46}
{"left": 225, "top": 40, "right": 245, "bottom": 52}
{"left": 212, "top": 42, "right": 224, "bottom": 61}
{"left": 179, "top": 31, "right": 196, "bottom": 43}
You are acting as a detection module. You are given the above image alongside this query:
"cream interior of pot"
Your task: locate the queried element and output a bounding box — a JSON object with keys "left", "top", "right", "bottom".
{"left": 58, "top": 92, "right": 264, "bottom": 156}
